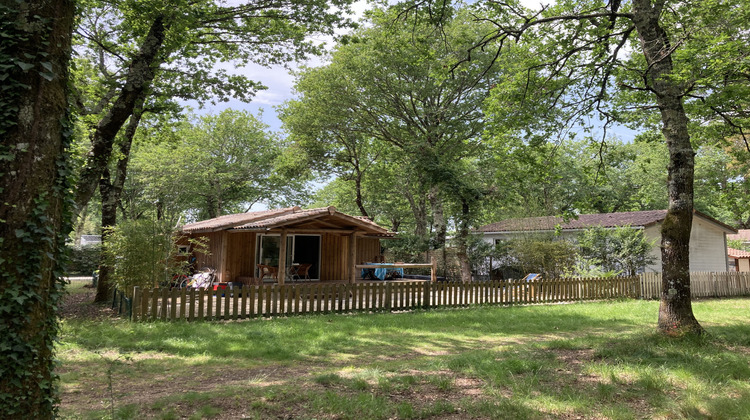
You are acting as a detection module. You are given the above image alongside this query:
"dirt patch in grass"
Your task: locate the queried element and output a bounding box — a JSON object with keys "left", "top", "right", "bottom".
{"left": 551, "top": 348, "right": 604, "bottom": 385}
{"left": 59, "top": 285, "right": 120, "bottom": 321}
{"left": 60, "top": 362, "right": 319, "bottom": 416}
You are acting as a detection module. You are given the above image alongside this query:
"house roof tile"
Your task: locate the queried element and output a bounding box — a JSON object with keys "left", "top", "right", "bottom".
{"left": 182, "top": 207, "right": 300, "bottom": 233}
{"left": 477, "top": 209, "right": 737, "bottom": 234}
{"left": 182, "top": 206, "right": 394, "bottom": 237}
{"left": 728, "top": 247, "right": 750, "bottom": 259}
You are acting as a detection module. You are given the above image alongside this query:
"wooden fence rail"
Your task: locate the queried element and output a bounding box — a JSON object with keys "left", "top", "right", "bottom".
{"left": 130, "top": 272, "right": 750, "bottom": 322}
{"left": 640, "top": 271, "right": 750, "bottom": 299}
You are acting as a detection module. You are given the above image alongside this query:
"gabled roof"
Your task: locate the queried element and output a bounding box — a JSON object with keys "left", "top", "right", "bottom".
{"left": 728, "top": 247, "right": 750, "bottom": 259}
{"left": 477, "top": 209, "right": 737, "bottom": 234}
{"left": 728, "top": 229, "right": 750, "bottom": 242}
{"left": 182, "top": 206, "right": 394, "bottom": 237}
{"left": 182, "top": 207, "right": 301, "bottom": 233}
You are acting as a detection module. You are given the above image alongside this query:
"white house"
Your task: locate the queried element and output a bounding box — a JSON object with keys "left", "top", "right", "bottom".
{"left": 476, "top": 210, "right": 737, "bottom": 272}
{"left": 79, "top": 235, "right": 101, "bottom": 246}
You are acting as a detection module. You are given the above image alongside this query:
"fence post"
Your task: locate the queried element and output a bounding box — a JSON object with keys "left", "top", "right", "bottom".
{"left": 385, "top": 282, "right": 392, "bottom": 312}
{"left": 132, "top": 287, "right": 140, "bottom": 321}
{"left": 111, "top": 287, "right": 118, "bottom": 309}
{"left": 423, "top": 281, "right": 431, "bottom": 309}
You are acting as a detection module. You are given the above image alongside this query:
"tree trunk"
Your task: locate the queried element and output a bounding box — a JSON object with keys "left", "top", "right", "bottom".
{"left": 94, "top": 106, "right": 143, "bottom": 302}
{"left": 632, "top": 0, "right": 703, "bottom": 335}
{"left": 0, "top": 1, "right": 75, "bottom": 417}
{"left": 428, "top": 186, "right": 447, "bottom": 249}
{"left": 405, "top": 189, "right": 427, "bottom": 239}
{"left": 74, "top": 15, "right": 167, "bottom": 215}
{"left": 97, "top": 169, "right": 117, "bottom": 302}
{"left": 390, "top": 217, "right": 401, "bottom": 233}
{"left": 456, "top": 200, "right": 473, "bottom": 283}
{"left": 353, "top": 171, "right": 370, "bottom": 218}
{"left": 73, "top": 203, "right": 88, "bottom": 246}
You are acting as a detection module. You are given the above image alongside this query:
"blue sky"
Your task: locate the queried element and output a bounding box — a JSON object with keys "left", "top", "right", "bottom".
{"left": 187, "top": 0, "right": 638, "bottom": 144}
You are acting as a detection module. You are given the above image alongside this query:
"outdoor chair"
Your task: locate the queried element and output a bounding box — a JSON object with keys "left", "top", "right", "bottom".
{"left": 257, "top": 264, "right": 279, "bottom": 282}
{"left": 292, "top": 263, "right": 312, "bottom": 282}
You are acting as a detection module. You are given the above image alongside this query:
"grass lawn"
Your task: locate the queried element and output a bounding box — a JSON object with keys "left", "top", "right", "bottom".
{"left": 57, "top": 282, "right": 750, "bottom": 419}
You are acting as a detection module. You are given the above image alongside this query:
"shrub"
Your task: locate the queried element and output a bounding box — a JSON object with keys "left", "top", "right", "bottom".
{"left": 489, "top": 235, "right": 578, "bottom": 279}
{"left": 102, "top": 219, "right": 207, "bottom": 297}
{"left": 66, "top": 244, "right": 101, "bottom": 275}
{"left": 577, "top": 225, "right": 656, "bottom": 276}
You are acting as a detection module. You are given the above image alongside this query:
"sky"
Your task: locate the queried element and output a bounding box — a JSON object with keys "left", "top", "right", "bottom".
{"left": 185, "top": 0, "right": 372, "bottom": 132}
{"left": 188, "top": 0, "right": 637, "bottom": 144}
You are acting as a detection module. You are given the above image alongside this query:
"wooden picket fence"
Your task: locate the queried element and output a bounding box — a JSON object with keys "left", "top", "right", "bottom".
{"left": 130, "top": 272, "right": 750, "bottom": 322}
{"left": 639, "top": 271, "right": 750, "bottom": 299}
{"left": 131, "top": 276, "right": 643, "bottom": 322}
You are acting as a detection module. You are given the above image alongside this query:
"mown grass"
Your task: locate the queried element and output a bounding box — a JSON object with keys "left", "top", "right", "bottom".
{"left": 57, "top": 296, "right": 750, "bottom": 419}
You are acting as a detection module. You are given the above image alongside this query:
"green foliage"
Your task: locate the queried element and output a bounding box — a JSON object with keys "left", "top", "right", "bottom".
{"left": 281, "top": 4, "right": 505, "bottom": 244}
{"left": 102, "top": 218, "right": 205, "bottom": 296}
{"left": 728, "top": 239, "right": 750, "bottom": 252}
{"left": 384, "top": 233, "right": 431, "bottom": 263}
{"left": 73, "top": 0, "right": 357, "bottom": 111}
{"left": 577, "top": 226, "right": 657, "bottom": 276}
{"left": 65, "top": 244, "right": 101, "bottom": 275}
{"left": 127, "top": 109, "right": 308, "bottom": 221}
{"left": 495, "top": 236, "right": 578, "bottom": 278}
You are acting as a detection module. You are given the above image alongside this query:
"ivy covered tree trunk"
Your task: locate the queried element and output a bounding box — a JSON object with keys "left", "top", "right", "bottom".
{"left": 0, "top": 0, "right": 75, "bottom": 417}
{"left": 631, "top": 0, "right": 703, "bottom": 335}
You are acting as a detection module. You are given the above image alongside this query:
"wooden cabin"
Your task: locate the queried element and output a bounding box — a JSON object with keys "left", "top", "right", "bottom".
{"left": 181, "top": 206, "right": 394, "bottom": 284}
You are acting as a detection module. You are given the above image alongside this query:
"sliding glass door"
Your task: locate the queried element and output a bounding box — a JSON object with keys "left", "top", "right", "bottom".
{"left": 256, "top": 234, "right": 320, "bottom": 280}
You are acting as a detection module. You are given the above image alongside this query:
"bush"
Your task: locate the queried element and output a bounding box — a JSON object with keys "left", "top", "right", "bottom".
{"left": 103, "top": 219, "right": 206, "bottom": 297}
{"left": 577, "top": 225, "right": 656, "bottom": 276}
{"left": 492, "top": 235, "right": 578, "bottom": 279}
{"left": 66, "top": 244, "right": 101, "bottom": 275}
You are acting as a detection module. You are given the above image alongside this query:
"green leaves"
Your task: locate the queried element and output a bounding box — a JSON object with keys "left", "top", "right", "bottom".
{"left": 127, "top": 109, "right": 305, "bottom": 220}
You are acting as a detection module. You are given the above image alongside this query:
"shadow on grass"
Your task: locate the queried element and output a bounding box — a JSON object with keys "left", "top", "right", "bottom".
{"left": 60, "top": 301, "right": 650, "bottom": 363}
{"left": 440, "top": 321, "right": 750, "bottom": 419}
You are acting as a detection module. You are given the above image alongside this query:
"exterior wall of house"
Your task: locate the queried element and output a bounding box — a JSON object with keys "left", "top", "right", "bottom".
{"left": 319, "top": 234, "right": 382, "bottom": 281}
{"left": 638, "top": 217, "right": 729, "bottom": 272}
{"left": 643, "top": 225, "right": 662, "bottom": 273}
{"left": 320, "top": 233, "right": 348, "bottom": 281}
{"left": 481, "top": 214, "right": 730, "bottom": 273}
{"left": 738, "top": 258, "right": 750, "bottom": 272}
{"left": 224, "top": 232, "right": 257, "bottom": 282}
{"left": 191, "top": 231, "right": 224, "bottom": 275}
{"left": 192, "top": 231, "right": 382, "bottom": 283}
{"left": 688, "top": 216, "right": 729, "bottom": 272}
{"left": 357, "top": 237, "right": 382, "bottom": 265}
{"left": 189, "top": 231, "right": 257, "bottom": 283}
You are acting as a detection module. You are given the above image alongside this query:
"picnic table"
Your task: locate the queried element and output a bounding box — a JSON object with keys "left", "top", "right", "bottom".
{"left": 360, "top": 263, "right": 404, "bottom": 281}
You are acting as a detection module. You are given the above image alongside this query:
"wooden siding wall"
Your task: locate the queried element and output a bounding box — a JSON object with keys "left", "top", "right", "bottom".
{"left": 320, "top": 233, "right": 347, "bottom": 281}
{"left": 225, "top": 232, "right": 256, "bottom": 282}
{"left": 319, "top": 235, "right": 384, "bottom": 281}
{"left": 190, "top": 231, "right": 256, "bottom": 282}
{"left": 192, "top": 232, "right": 223, "bottom": 272}
{"left": 195, "top": 232, "right": 381, "bottom": 282}
{"left": 357, "top": 237, "right": 381, "bottom": 265}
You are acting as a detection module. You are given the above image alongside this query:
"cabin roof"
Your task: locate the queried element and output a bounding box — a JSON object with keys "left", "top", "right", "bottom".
{"left": 182, "top": 206, "right": 394, "bottom": 237}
